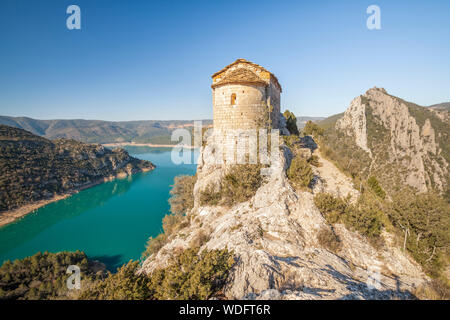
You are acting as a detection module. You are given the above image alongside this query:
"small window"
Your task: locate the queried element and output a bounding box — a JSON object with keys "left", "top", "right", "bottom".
{"left": 231, "top": 93, "right": 236, "bottom": 105}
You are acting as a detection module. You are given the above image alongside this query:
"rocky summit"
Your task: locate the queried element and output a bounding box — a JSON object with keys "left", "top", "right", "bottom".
{"left": 335, "top": 87, "right": 449, "bottom": 195}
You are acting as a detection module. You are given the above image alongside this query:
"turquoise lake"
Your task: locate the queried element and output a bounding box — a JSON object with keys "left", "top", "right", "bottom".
{"left": 0, "top": 147, "right": 198, "bottom": 270}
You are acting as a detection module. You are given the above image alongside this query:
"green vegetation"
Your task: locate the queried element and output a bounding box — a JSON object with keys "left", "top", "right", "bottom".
{"left": 0, "top": 251, "right": 104, "bottom": 300}
{"left": 345, "top": 193, "right": 385, "bottom": 241}
{"left": 314, "top": 94, "right": 449, "bottom": 284}
{"left": 316, "top": 113, "right": 344, "bottom": 131}
{"left": 283, "top": 110, "right": 299, "bottom": 135}
{"left": 200, "top": 164, "right": 264, "bottom": 207}
{"left": 308, "top": 154, "right": 321, "bottom": 167}
{"left": 287, "top": 156, "right": 314, "bottom": 190}
{"left": 313, "top": 193, "right": 348, "bottom": 224}
{"left": 0, "top": 125, "right": 153, "bottom": 213}
{"left": 142, "top": 211, "right": 190, "bottom": 259}
{"left": 149, "top": 248, "right": 234, "bottom": 300}
{"left": 2, "top": 248, "right": 235, "bottom": 300}
{"left": 79, "top": 248, "right": 234, "bottom": 300}
{"left": 79, "top": 261, "right": 151, "bottom": 300}
{"left": 367, "top": 176, "right": 386, "bottom": 199}
{"left": 318, "top": 125, "right": 372, "bottom": 181}
{"left": 169, "top": 175, "right": 197, "bottom": 215}
{"left": 303, "top": 120, "right": 324, "bottom": 137}
{"left": 142, "top": 175, "right": 195, "bottom": 259}
{"left": 0, "top": 115, "right": 212, "bottom": 145}
{"left": 405, "top": 100, "right": 450, "bottom": 197}
{"left": 199, "top": 184, "right": 222, "bottom": 206}
{"left": 389, "top": 190, "right": 450, "bottom": 278}
{"left": 314, "top": 192, "right": 385, "bottom": 244}
{"left": 143, "top": 233, "right": 169, "bottom": 259}
{"left": 314, "top": 187, "right": 450, "bottom": 283}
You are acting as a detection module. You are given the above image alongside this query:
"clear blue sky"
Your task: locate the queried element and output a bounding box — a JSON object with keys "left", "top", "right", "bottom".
{"left": 0, "top": 0, "right": 449, "bottom": 120}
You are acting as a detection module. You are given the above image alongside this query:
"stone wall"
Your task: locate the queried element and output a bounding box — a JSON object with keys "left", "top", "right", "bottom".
{"left": 211, "top": 61, "right": 282, "bottom": 164}
{"left": 213, "top": 84, "right": 268, "bottom": 131}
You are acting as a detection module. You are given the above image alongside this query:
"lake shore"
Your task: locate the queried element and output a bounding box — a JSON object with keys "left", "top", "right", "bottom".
{"left": 0, "top": 167, "right": 154, "bottom": 228}
{"left": 102, "top": 142, "right": 195, "bottom": 149}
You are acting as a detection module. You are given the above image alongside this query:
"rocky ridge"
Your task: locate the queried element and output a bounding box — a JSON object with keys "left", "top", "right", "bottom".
{"left": 140, "top": 116, "right": 428, "bottom": 300}
{"left": 336, "top": 87, "right": 449, "bottom": 194}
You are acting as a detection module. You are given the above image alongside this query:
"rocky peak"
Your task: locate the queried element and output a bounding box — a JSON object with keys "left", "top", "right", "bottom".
{"left": 140, "top": 130, "right": 428, "bottom": 299}
{"left": 335, "top": 88, "right": 448, "bottom": 194}
{"left": 366, "top": 86, "right": 387, "bottom": 95}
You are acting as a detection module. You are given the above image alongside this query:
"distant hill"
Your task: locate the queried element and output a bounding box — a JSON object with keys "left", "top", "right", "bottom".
{"left": 0, "top": 116, "right": 213, "bottom": 145}
{"left": 429, "top": 102, "right": 450, "bottom": 110}
{"left": 0, "top": 125, "right": 154, "bottom": 220}
{"left": 0, "top": 115, "right": 328, "bottom": 144}
{"left": 296, "top": 116, "right": 325, "bottom": 129}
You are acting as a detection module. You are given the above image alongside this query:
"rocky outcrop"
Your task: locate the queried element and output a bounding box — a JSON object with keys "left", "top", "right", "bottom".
{"left": 336, "top": 96, "right": 372, "bottom": 156}
{"left": 140, "top": 128, "right": 428, "bottom": 300}
{"left": 334, "top": 87, "right": 449, "bottom": 194}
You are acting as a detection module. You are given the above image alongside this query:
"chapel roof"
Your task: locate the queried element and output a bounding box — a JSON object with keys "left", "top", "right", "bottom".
{"left": 211, "top": 59, "right": 282, "bottom": 92}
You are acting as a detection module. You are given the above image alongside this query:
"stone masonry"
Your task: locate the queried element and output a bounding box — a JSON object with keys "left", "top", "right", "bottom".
{"left": 210, "top": 59, "right": 282, "bottom": 163}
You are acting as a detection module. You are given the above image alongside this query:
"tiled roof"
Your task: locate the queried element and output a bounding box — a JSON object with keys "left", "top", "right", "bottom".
{"left": 211, "top": 68, "right": 266, "bottom": 88}
{"left": 212, "top": 59, "right": 282, "bottom": 91}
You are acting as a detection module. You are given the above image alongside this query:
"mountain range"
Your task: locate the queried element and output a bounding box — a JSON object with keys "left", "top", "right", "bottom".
{"left": 0, "top": 117, "right": 212, "bottom": 145}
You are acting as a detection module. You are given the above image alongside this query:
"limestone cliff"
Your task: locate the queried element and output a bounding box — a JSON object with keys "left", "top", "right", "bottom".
{"left": 335, "top": 87, "right": 449, "bottom": 195}
{"left": 140, "top": 126, "right": 429, "bottom": 299}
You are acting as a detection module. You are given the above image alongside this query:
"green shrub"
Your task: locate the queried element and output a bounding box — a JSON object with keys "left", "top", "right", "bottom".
{"left": 79, "top": 261, "right": 151, "bottom": 300}
{"left": 283, "top": 134, "right": 299, "bottom": 150}
{"left": 169, "top": 175, "right": 197, "bottom": 215}
{"left": 142, "top": 234, "right": 168, "bottom": 259}
{"left": 303, "top": 121, "right": 324, "bottom": 137}
{"left": 367, "top": 176, "right": 386, "bottom": 199}
{"left": 0, "top": 251, "right": 103, "bottom": 300}
{"left": 200, "top": 184, "right": 222, "bottom": 206}
{"left": 314, "top": 193, "right": 384, "bottom": 243}
{"left": 308, "top": 155, "right": 321, "bottom": 167}
{"left": 287, "top": 156, "right": 314, "bottom": 190}
{"left": 162, "top": 213, "right": 188, "bottom": 235}
{"left": 283, "top": 110, "right": 299, "bottom": 135}
{"left": 149, "top": 248, "right": 235, "bottom": 300}
{"left": 142, "top": 212, "right": 190, "bottom": 259}
{"left": 200, "top": 164, "right": 264, "bottom": 207}
{"left": 345, "top": 195, "right": 384, "bottom": 241}
{"left": 221, "top": 164, "right": 263, "bottom": 206}
{"left": 389, "top": 190, "right": 450, "bottom": 277}
{"left": 81, "top": 247, "right": 234, "bottom": 300}
{"left": 314, "top": 193, "right": 348, "bottom": 223}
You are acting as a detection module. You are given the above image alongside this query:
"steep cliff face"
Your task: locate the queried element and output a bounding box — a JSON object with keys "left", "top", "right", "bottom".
{"left": 335, "top": 87, "right": 449, "bottom": 195}
{"left": 140, "top": 128, "right": 428, "bottom": 299}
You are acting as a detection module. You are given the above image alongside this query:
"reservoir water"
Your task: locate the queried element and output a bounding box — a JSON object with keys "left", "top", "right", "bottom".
{"left": 0, "top": 147, "right": 198, "bottom": 270}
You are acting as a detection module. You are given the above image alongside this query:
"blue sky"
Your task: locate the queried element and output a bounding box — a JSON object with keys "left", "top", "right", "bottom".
{"left": 0, "top": 0, "right": 449, "bottom": 120}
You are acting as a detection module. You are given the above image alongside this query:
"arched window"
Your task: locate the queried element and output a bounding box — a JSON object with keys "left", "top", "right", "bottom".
{"left": 231, "top": 93, "right": 236, "bottom": 105}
